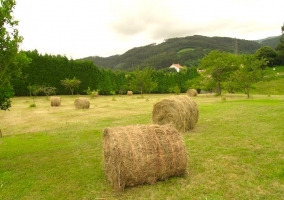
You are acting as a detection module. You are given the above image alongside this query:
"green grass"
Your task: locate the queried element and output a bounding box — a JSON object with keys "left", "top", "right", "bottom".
{"left": 178, "top": 48, "right": 195, "bottom": 53}
{"left": 1, "top": 94, "right": 284, "bottom": 199}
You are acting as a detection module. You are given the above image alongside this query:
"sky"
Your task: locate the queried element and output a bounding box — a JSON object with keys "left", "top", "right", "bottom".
{"left": 13, "top": 0, "right": 283, "bottom": 59}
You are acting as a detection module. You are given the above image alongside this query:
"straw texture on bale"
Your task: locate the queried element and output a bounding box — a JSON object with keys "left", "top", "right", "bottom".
{"left": 127, "top": 91, "right": 133, "bottom": 96}
{"left": 50, "top": 96, "right": 61, "bottom": 107}
{"left": 103, "top": 124, "right": 187, "bottom": 191}
{"left": 152, "top": 95, "right": 199, "bottom": 132}
{"left": 186, "top": 89, "right": 198, "bottom": 97}
{"left": 74, "top": 98, "right": 90, "bottom": 109}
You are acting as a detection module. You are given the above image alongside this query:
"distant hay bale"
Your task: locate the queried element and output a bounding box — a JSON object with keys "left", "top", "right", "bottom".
{"left": 50, "top": 96, "right": 61, "bottom": 107}
{"left": 152, "top": 95, "right": 199, "bottom": 132}
{"left": 127, "top": 91, "right": 133, "bottom": 96}
{"left": 74, "top": 98, "right": 90, "bottom": 109}
{"left": 94, "top": 91, "right": 99, "bottom": 97}
{"left": 103, "top": 124, "right": 187, "bottom": 191}
{"left": 186, "top": 89, "right": 198, "bottom": 97}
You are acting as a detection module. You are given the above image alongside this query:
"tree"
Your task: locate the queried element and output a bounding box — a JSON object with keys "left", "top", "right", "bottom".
{"left": 60, "top": 77, "right": 81, "bottom": 95}
{"left": 226, "top": 55, "right": 267, "bottom": 98}
{"left": 0, "top": 0, "right": 30, "bottom": 110}
{"left": 255, "top": 46, "right": 277, "bottom": 67}
{"left": 129, "top": 66, "right": 157, "bottom": 97}
{"left": 275, "top": 24, "right": 284, "bottom": 65}
{"left": 199, "top": 50, "right": 239, "bottom": 95}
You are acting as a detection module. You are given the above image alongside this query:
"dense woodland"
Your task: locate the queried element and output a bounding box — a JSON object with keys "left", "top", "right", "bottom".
{"left": 82, "top": 35, "right": 266, "bottom": 70}
{"left": 11, "top": 50, "right": 199, "bottom": 96}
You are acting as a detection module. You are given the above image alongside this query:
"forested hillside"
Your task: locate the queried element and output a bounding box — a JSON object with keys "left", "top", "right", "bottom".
{"left": 81, "top": 35, "right": 262, "bottom": 70}
{"left": 254, "top": 35, "right": 281, "bottom": 49}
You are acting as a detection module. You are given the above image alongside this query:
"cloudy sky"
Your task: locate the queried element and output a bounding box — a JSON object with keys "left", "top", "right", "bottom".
{"left": 14, "top": 0, "right": 283, "bottom": 59}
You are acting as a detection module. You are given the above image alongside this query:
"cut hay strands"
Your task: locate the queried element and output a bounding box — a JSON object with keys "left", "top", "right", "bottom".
{"left": 152, "top": 95, "right": 199, "bottom": 133}
{"left": 50, "top": 96, "right": 61, "bottom": 107}
{"left": 127, "top": 91, "right": 133, "bottom": 96}
{"left": 103, "top": 124, "right": 187, "bottom": 191}
{"left": 186, "top": 89, "right": 198, "bottom": 97}
{"left": 74, "top": 98, "right": 90, "bottom": 109}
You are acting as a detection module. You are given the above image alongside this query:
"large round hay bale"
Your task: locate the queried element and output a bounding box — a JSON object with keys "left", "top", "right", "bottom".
{"left": 152, "top": 95, "right": 198, "bottom": 132}
{"left": 186, "top": 89, "right": 198, "bottom": 97}
{"left": 127, "top": 91, "right": 133, "bottom": 96}
{"left": 50, "top": 96, "right": 61, "bottom": 107}
{"left": 103, "top": 124, "right": 187, "bottom": 191}
{"left": 74, "top": 98, "right": 90, "bottom": 109}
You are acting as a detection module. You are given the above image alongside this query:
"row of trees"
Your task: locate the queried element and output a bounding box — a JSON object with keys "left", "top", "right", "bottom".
{"left": 10, "top": 50, "right": 199, "bottom": 97}
{"left": 197, "top": 50, "right": 269, "bottom": 98}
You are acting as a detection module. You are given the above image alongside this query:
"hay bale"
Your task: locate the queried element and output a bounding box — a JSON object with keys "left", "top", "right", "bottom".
{"left": 103, "top": 124, "right": 187, "bottom": 191}
{"left": 127, "top": 91, "right": 133, "bottom": 96}
{"left": 186, "top": 89, "right": 198, "bottom": 97}
{"left": 93, "top": 91, "right": 99, "bottom": 97}
{"left": 50, "top": 96, "right": 61, "bottom": 107}
{"left": 152, "top": 95, "right": 198, "bottom": 132}
{"left": 74, "top": 98, "right": 90, "bottom": 109}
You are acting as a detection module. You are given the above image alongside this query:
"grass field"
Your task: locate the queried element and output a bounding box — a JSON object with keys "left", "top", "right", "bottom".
{"left": 1, "top": 94, "right": 284, "bottom": 199}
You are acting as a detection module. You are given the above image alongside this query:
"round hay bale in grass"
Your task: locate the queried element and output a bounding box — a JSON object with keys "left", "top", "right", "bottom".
{"left": 152, "top": 95, "right": 198, "bottom": 132}
{"left": 103, "top": 124, "right": 187, "bottom": 191}
{"left": 127, "top": 91, "right": 133, "bottom": 96}
{"left": 186, "top": 89, "right": 198, "bottom": 97}
{"left": 50, "top": 96, "right": 61, "bottom": 107}
{"left": 74, "top": 98, "right": 90, "bottom": 109}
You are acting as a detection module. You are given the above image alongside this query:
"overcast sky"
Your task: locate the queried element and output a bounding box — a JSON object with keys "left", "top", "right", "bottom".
{"left": 14, "top": 0, "right": 283, "bottom": 59}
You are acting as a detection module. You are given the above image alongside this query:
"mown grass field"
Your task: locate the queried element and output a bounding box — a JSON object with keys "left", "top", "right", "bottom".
{"left": 1, "top": 93, "right": 284, "bottom": 199}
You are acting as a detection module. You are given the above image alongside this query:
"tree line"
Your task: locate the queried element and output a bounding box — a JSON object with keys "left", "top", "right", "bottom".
{"left": 10, "top": 50, "right": 199, "bottom": 97}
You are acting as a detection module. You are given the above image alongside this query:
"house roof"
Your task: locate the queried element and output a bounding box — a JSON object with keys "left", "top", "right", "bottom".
{"left": 169, "top": 63, "right": 183, "bottom": 69}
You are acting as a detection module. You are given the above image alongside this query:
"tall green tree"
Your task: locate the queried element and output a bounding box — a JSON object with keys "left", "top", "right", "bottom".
{"left": 0, "top": 0, "right": 30, "bottom": 110}
{"left": 60, "top": 77, "right": 81, "bottom": 95}
{"left": 275, "top": 24, "right": 284, "bottom": 65}
{"left": 225, "top": 55, "right": 267, "bottom": 98}
{"left": 199, "top": 50, "right": 239, "bottom": 95}
{"left": 129, "top": 66, "right": 157, "bottom": 97}
{"left": 255, "top": 46, "right": 277, "bottom": 67}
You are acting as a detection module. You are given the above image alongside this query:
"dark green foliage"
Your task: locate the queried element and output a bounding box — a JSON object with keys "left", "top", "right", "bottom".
{"left": 128, "top": 66, "right": 157, "bottom": 97}
{"left": 199, "top": 50, "right": 240, "bottom": 95}
{"left": 255, "top": 46, "right": 277, "bottom": 67}
{"left": 12, "top": 50, "right": 101, "bottom": 95}
{"left": 0, "top": 0, "right": 30, "bottom": 110}
{"left": 81, "top": 35, "right": 262, "bottom": 70}
{"left": 225, "top": 55, "right": 267, "bottom": 98}
{"left": 0, "top": 83, "right": 13, "bottom": 110}
{"left": 255, "top": 35, "right": 282, "bottom": 49}
{"left": 275, "top": 25, "right": 284, "bottom": 65}
{"left": 60, "top": 77, "right": 81, "bottom": 95}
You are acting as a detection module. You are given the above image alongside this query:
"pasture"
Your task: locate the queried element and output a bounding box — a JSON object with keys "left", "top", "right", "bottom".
{"left": 1, "top": 94, "right": 284, "bottom": 199}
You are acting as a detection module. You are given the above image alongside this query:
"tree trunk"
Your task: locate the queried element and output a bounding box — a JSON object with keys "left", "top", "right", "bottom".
{"left": 246, "top": 87, "right": 250, "bottom": 99}
{"left": 217, "top": 80, "right": 221, "bottom": 95}
{"left": 0, "top": 129, "right": 2, "bottom": 138}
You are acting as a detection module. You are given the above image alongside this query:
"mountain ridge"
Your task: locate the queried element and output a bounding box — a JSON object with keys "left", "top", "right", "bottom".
{"left": 80, "top": 35, "right": 281, "bottom": 71}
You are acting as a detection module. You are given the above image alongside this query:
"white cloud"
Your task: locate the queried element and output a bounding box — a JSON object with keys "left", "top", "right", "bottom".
{"left": 14, "top": 0, "right": 284, "bottom": 59}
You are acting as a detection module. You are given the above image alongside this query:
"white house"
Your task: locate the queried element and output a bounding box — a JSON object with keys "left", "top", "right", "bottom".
{"left": 169, "top": 63, "right": 183, "bottom": 72}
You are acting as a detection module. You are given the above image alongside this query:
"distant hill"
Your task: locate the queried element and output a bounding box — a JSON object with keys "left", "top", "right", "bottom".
{"left": 80, "top": 35, "right": 274, "bottom": 71}
{"left": 253, "top": 35, "right": 281, "bottom": 49}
